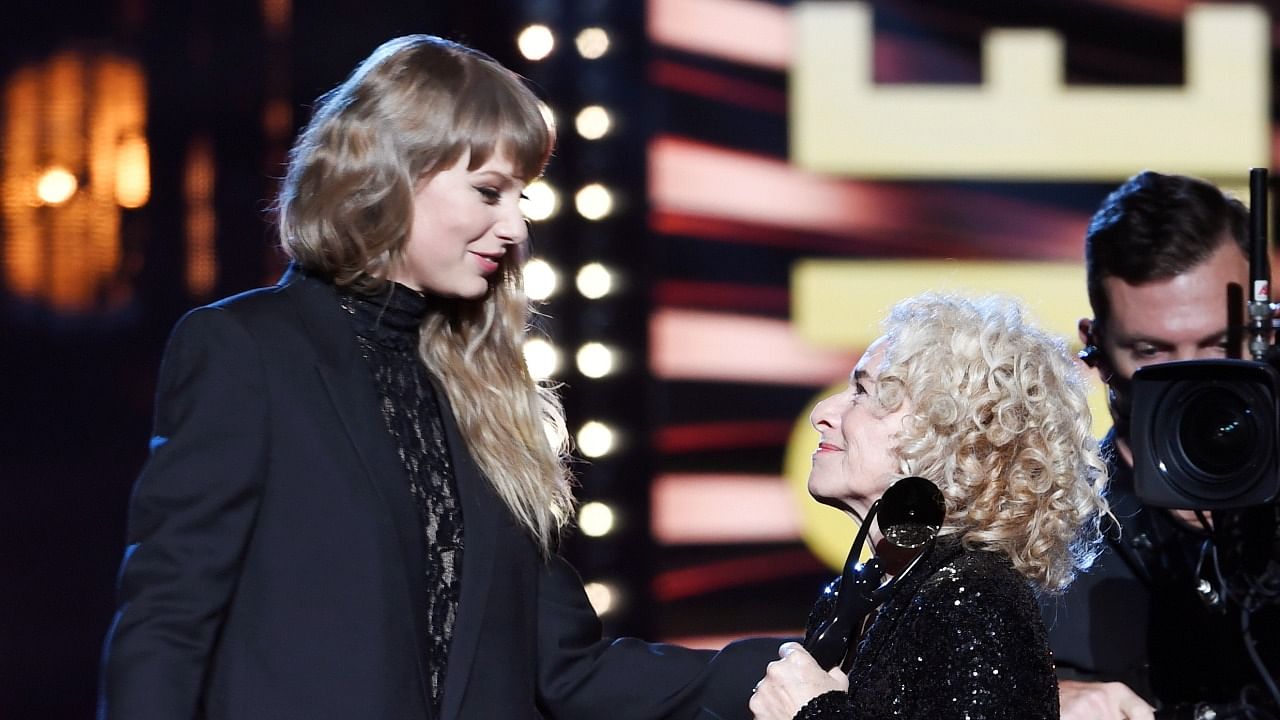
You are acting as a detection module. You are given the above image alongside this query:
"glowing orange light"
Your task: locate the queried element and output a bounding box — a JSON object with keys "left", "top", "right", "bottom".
{"left": 261, "top": 0, "right": 292, "bottom": 34}
{"left": 185, "top": 135, "right": 217, "bottom": 297}
{"left": 36, "top": 167, "right": 78, "bottom": 205}
{"left": 114, "top": 133, "right": 150, "bottom": 208}
{"left": 2, "top": 50, "right": 148, "bottom": 312}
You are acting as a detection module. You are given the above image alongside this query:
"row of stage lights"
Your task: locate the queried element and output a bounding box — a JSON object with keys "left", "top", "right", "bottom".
{"left": 519, "top": 23, "right": 615, "bottom": 223}
{"left": 523, "top": 259, "right": 621, "bottom": 460}
{"left": 513, "top": 19, "right": 629, "bottom": 618}
{"left": 522, "top": 178, "right": 613, "bottom": 222}
{"left": 518, "top": 24, "right": 610, "bottom": 62}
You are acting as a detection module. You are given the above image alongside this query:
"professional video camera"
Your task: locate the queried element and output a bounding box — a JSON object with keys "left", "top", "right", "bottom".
{"left": 1129, "top": 168, "right": 1280, "bottom": 720}
{"left": 1132, "top": 360, "right": 1280, "bottom": 510}
{"left": 1132, "top": 168, "right": 1280, "bottom": 510}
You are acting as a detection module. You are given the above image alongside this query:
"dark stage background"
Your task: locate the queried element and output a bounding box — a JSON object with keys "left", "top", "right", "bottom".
{"left": 4, "top": 1, "right": 1280, "bottom": 717}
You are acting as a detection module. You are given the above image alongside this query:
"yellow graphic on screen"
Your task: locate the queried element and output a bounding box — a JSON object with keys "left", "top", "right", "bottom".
{"left": 782, "top": 2, "right": 1271, "bottom": 570}
{"left": 791, "top": 2, "right": 1269, "bottom": 181}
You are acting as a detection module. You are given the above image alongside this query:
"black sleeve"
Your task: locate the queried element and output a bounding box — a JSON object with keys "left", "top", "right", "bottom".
{"left": 535, "top": 553, "right": 784, "bottom": 720}
{"left": 98, "top": 307, "right": 270, "bottom": 720}
{"left": 796, "top": 690, "right": 857, "bottom": 719}
{"left": 867, "top": 575, "right": 1058, "bottom": 720}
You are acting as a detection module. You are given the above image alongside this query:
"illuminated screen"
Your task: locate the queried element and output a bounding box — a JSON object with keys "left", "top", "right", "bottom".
{"left": 643, "top": 0, "right": 1276, "bottom": 645}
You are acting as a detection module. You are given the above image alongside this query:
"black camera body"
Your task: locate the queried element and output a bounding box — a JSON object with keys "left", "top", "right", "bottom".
{"left": 1131, "top": 358, "right": 1280, "bottom": 509}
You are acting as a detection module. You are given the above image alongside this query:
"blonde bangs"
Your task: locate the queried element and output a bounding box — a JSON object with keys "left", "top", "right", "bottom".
{"left": 453, "top": 69, "right": 554, "bottom": 182}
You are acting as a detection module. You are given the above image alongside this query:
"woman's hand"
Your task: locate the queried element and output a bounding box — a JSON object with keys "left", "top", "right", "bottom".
{"left": 749, "top": 642, "right": 849, "bottom": 719}
{"left": 1058, "top": 680, "right": 1155, "bottom": 720}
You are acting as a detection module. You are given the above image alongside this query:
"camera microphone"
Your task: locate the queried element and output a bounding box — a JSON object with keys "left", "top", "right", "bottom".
{"left": 1248, "top": 167, "right": 1273, "bottom": 362}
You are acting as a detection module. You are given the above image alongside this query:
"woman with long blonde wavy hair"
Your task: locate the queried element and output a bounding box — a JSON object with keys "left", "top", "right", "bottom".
{"left": 99, "top": 35, "right": 774, "bottom": 720}
{"left": 750, "top": 293, "right": 1109, "bottom": 720}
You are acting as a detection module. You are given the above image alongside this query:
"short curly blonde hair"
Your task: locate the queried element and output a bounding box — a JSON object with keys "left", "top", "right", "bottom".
{"left": 873, "top": 294, "right": 1108, "bottom": 593}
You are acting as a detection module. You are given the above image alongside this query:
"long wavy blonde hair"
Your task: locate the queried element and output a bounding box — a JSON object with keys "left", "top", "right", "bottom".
{"left": 276, "top": 35, "right": 572, "bottom": 554}
{"left": 874, "top": 294, "right": 1109, "bottom": 592}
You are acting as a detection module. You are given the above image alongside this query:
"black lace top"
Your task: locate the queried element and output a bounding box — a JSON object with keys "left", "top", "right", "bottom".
{"left": 338, "top": 283, "right": 464, "bottom": 717}
{"left": 797, "top": 538, "right": 1058, "bottom": 720}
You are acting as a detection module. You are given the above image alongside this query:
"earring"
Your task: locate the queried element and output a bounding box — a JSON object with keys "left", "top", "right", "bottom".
{"left": 1078, "top": 345, "right": 1100, "bottom": 366}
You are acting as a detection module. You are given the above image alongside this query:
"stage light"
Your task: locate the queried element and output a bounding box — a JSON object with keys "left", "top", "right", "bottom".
{"left": 537, "top": 101, "right": 557, "bottom": 132}
{"left": 518, "top": 25, "right": 555, "bottom": 61}
{"left": 574, "top": 105, "right": 612, "bottom": 141}
{"left": 576, "top": 342, "right": 616, "bottom": 379}
{"left": 583, "top": 581, "right": 615, "bottom": 616}
{"left": 575, "top": 183, "right": 613, "bottom": 221}
{"left": 114, "top": 132, "right": 150, "bottom": 208}
{"left": 578, "top": 501, "right": 616, "bottom": 537}
{"left": 36, "top": 166, "right": 77, "bottom": 205}
{"left": 524, "top": 258, "right": 559, "bottom": 301}
{"left": 575, "top": 28, "right": 610, "bottom": 59}
{"left": 523, "top": 337, "right": 561, "bottom": 380}
{"left": 542, "top": 417, "right": 567, "bottom": 452}
{"left": 521, "top": 179, "right": 559, "bottom": 222}
{"left": 577, "top": 420, "right": 615, "bottom": 458}
{"left": 576, "top": 262, "right": 614, "bottom": 299}
{"left": 6, "top": 51, "right": 147, "bottom": 311}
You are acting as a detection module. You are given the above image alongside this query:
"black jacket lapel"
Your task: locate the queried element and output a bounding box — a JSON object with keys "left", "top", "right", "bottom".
{"left": 435, "top": 380, "right": 499, "bottom": 720}
{"left": 280, "top": 265, "right": 433, "bottom": 713}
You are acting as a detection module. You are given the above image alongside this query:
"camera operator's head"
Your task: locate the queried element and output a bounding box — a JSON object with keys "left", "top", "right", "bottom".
{"left": 1080, "top": 170, "right": 1249, "bottom": 457}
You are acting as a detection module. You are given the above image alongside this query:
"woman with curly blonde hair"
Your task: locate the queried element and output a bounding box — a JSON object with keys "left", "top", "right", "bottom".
{"left": 99, "top": 34, "right": 774, "bottom": 720}
{"left": 751, "top": 293, "right": 1109, "bottom": 720}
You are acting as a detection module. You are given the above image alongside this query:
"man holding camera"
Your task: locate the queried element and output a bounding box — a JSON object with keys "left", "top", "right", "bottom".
{"left": 1048, "top": 170, "right": 1278, "bottom": 720}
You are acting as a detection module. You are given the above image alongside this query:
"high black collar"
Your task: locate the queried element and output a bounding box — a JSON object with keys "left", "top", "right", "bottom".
{"left": 337, "top": 281, "right": 432, "bottom": 351}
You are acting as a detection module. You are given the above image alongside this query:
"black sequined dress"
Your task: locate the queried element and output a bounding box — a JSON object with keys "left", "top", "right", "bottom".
{"left": 798, "top": 538, "right": 1058, "bottom": 720}
{"left": 338, "top": 283, "right": 464, "bottom": 719}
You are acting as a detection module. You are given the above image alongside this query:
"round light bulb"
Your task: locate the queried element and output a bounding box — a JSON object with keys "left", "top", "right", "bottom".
{"left": 576, "top": 262, "right": 614, "bottom": 299}
{"left": 575, "top": 183, "right": 613, "bottom": 221}
{"left": 577, "top": 421, "right": 615, "bottom": 458}
{"left": 575, "top": 28, "right": 610, "bottom": 59}
{"left": 518, "top": 25, "right": 556, "bottom": 61}
{"left": 576, "top": 342, "right": 615, "bottom": 379}
{"left": 523, "top": 259, "right": 559, "bottom": 301}
{"left": 575, "top": 105, "right": 612, "bottom": 141}
{"left": 578, "top": 501, "right": 616, "bottom": 537}
{"left": 521, "top": 180, "right": 560, "bottom": 222}
{"left": 523, "top": 338, "right": 561, "bottom": 380}
{"left": 583, "top": 581, "right": 615, "bottom": 616}
{"left": 537, "top": 101, "right": 557, "bottom": 133}
{"left": 36, "top": 167, "right": 78, "bottom": 205}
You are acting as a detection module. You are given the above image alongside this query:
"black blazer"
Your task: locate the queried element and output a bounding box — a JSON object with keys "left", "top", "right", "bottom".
{"left": 99, "top": 266, "right": 774, "bottom": 720}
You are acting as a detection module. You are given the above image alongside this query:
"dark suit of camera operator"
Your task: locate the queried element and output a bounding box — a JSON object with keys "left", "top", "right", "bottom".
{"left": 1044, "top": 171, "right": 1279, "bottom": 720}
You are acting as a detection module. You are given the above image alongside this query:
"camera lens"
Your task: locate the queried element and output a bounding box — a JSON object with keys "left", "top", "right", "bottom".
{"left": 1134, "top": 360, "right": 1280, "bottom": 508}
{"left": 1176, "top": 387, "right": 1257, "bottom": 479}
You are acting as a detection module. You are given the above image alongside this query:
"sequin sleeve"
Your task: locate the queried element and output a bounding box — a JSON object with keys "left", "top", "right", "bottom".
{"left": 828, "top": 545, "right": 1059, "bottom": 720}
{"left": 885, "top": 557, "right": 1058, "bottom": 720}
{"left": 795, "top": 690, "right": 857, "bottom": 719}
